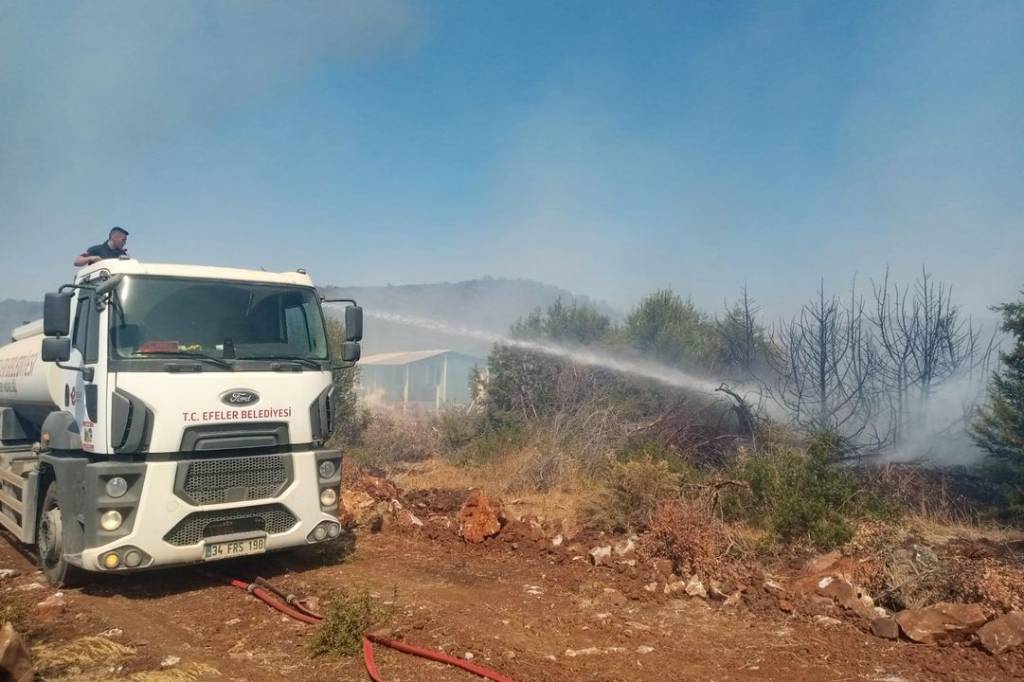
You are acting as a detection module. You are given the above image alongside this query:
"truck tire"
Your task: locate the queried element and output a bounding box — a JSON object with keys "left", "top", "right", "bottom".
{"left": 36, "top": 481, "right": 86, "bottom": 588}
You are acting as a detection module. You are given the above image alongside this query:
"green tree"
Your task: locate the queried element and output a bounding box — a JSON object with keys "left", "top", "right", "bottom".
{"left": 971, "top": 290, "right": 1024, "bottom": 514}
{"left": 511, "top": 298, "right": 612, "bottom": 345}
{"left": 624, "top": 289, "right": 719, "bottom": 369}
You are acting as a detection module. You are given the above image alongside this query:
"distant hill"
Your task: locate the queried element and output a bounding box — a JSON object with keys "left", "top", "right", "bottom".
{"left": 0, "top": 279, "right": 615, "bottom": 356}
{"left": 321, "top": 277, "right": 617, "bottom": 357}
{"left": 0, "top": 299, "right": 42, "bottom": 345}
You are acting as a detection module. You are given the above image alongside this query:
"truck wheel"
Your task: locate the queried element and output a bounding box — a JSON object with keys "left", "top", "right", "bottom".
{"left": 36, "top": 481, "right": 85, "bottom": 588}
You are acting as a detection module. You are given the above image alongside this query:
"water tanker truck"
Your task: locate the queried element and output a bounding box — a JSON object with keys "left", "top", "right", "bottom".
{"left": 0, "top": 259, "right": 362, "bottom": 586}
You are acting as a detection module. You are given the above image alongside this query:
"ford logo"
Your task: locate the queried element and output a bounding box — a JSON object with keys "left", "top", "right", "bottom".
{"left": 221, "top": 389, "right": 260, "bottom": 406}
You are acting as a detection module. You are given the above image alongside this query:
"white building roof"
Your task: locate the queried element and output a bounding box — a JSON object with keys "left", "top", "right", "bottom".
{"left": 360, "top": 349, "right": 481, "bottom": 366}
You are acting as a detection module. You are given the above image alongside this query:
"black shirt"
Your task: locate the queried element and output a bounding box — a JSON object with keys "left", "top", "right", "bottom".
{"left": 86, "top": 242, "right": 128, "bottom": 260}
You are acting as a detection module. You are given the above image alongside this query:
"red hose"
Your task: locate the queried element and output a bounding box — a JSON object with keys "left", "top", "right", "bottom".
{"left": 225, "top": 576, "right": 516, "bottom": 682}
{"left": 227, "top": 577, "right": 321, "bottom": 625}
{"left": 363, "top": 633, "right": 516, "bottom": 682}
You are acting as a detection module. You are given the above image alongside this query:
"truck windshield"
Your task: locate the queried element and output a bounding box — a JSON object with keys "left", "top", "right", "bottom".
{"left": 109, "top": 276, "right": 329, "bottom": 362}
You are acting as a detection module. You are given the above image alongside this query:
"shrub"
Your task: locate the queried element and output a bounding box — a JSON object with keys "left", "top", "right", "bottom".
{"left": 579, "top": 456, "right": 682, "bottom": 533}
{"left": 350, "top": 413, "right": 440, "bottom": 471}
{"left": 640, "top": 498, "right": 727, "bottom": 579}
{"left": 436, "top": 405, "right": 485, "bottom": 452}
{"left": 308, "top": 589, "right": 395, "bottom": 658}
{"left": 722, "top": 432, "right": 893, "bottom": 550}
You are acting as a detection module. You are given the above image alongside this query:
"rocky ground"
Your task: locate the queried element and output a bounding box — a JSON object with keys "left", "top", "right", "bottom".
{"left": 1, "top": 474, "right": 1023, "bottom": 681}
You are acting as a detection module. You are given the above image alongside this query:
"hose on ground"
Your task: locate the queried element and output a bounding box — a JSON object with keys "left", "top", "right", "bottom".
{"left": 224, "top": 575, "right": 516, "bottom": 682}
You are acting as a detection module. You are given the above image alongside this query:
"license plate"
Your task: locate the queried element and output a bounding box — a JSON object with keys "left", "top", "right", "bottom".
{"left": 203, "top": 536, "right": 266, "bottom": 561}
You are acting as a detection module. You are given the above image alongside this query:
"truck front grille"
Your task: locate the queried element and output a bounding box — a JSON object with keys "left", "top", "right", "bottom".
{"left": 176, "top": 454, "right": 292, "bottom": 505}
{"left": 163, "top": 504, "right": 298, "bottom": 546}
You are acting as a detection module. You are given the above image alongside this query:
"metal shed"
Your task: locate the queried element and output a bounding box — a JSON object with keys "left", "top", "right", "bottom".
{"left": 356, "top": 349, "right": 484, "bottom": 410}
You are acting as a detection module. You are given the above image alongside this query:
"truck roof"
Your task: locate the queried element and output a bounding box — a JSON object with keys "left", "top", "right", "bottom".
{"left": 75, "top": 259, "right": 317, "bottom": 288}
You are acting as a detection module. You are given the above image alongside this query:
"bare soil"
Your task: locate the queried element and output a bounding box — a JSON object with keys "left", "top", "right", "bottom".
{"left": 3, "top": 521, "right": 1024, "bottom": 681}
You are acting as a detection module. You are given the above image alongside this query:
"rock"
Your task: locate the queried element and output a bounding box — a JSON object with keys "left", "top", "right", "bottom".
{"left": 816, "top": 577, "right": 875, "bottom": 620}
{"left": 664, "top": 580, "right": 687, "bottom": 595}
{"left": 588, "top": 546, "right": 613, "bottom": 567}
{"left": 650, "top": 558, "right": 674, "bottom": 577}
{"left": 0, "top": 623, "right": 32, "bottom": 682}
{"left": 598, "top": 588, "right": 628, "bottom": 608}
{"left": 224, "top": 619, "right": 241, "bottom": 627}
{"left": 457, "top": 491, "right": 507, "bottom": 543}
{"left": 814, "top": 615, "right": 843, "bottom": 629}
{"left": 99, "top": 628, "right": 124, "bottom": 638}
{"left": 564, "top": 647, "right": 602, "bottom": 657}
{"left": 895, "top": 603, "right": 988, "bottom": 644}
{"left": 636, "top": 645, "right": 655, "bottom": 654}
{"left": 613, "top": 536, "right": 637, "bottom": 557}
{"left": 722, "top": 590, "right": 743, "bottom": 609}
{"left": 708, "top": 580, "right": 729, "bottom": 601}
{"left": 464, "top": 652, "right": 474, "bottom": 660}
{"left": 359, "top": 475, "right": 401, "bottom": 500}
{"left": 803, "top": 595, "right": 837, "bottom": 617}
{"left": 15, "top": 583, "right": 43, "bottom": 592}
{"left": 763, "top": 578, "right": 787, "bottom": 598}
{"left": 978, "top": 611, "right": 1024, "bottom": 655}
{"left": 340, "top": 490, "right": 376, "bottom": 520}
{"left": 804, "top": 550, "right": 842, "bottom": 575}
{"left": 0, "top": 569, "right": 21, "bottom": 581}
{"left": 160, "top": 655, "right": 181, "bottom": 668}
{"left": 34, "top": 593, "right": 65, "bottom": 622}
{"left": 685, "top": 576, "right": 708, "bottom": 599}
{"left": 551, "top": 534, "right": 564, "bottom": 548}
{"left": 871, "top": 617, "right": 900, "bottom": 640}
{"left": 395, "top": 509, "right": 424, "bottom": 528}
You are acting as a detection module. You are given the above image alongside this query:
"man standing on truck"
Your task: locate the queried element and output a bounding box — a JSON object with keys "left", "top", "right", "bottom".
{"left": 73, "top": 226, "right": 129, "bottom": 266}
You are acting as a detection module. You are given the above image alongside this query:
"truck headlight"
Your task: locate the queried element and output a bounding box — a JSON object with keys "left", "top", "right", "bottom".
{"left": 100, "top": 510, "right": 123, "bottom": 531}
{"left": 318, "top": 460, "right": 336, "bottom": 479}
{"left": 319, "top": 488, "right": 337, "bottom": 507}
{"left": 105, "top": 476, "right": 128, "bottom": 498}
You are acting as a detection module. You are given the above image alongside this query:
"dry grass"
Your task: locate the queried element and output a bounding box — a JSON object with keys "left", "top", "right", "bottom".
{"left": 903, "top": 513, "right": 1024, "bottom": 546}
{"left": 33, "top": 636, "right": 136, "bottom": 679}
{"left": 33, "top": 636, "right": 220, "bottom": 682}
{"left": 124, "top": 665, "right": 221, "bottom": 682}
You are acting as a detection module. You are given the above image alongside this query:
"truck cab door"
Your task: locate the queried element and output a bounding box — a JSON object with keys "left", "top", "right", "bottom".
{"left": 70, "top": 291, "right": 108, "bottom": 453}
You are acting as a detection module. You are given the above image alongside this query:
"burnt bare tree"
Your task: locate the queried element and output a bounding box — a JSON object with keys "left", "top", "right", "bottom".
{"left": 871, "top": 267, "right": 996, "bottom": 445}
{"left": 770, "top": 281, "right": 882, "bottom": 453}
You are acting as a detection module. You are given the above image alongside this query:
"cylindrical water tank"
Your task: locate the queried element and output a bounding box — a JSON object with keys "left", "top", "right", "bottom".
{"left": 0, "top": 324, "right": 64, "bottom": 424}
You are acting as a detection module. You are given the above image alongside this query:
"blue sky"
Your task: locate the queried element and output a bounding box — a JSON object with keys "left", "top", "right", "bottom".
{"left": 1, "top": 0, "right": 1021, "bottom": 319}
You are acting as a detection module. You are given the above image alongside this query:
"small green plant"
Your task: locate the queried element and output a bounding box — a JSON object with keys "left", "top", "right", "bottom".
{"left": 579, "top": 455, "right": 682, "bottom": 533}
{"left": 308, "top": 589, "right": 395, "bottom": 658}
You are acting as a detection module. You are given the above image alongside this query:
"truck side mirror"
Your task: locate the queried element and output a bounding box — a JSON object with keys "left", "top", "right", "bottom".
{"left": 43, "top": 292, "right": 72, "bottom": 337}
{"left": 344, "top": 306, "right": 363, "bottom": 342}
{"left": 41, "top": 337, "right": 71, "bottom": 363}
{"left": 340, "top": 341, "right": 361, "bottom": 363}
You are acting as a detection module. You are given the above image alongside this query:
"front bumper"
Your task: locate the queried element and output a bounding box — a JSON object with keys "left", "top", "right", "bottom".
{"left": 75, "top": 449, "right": 342, "bottom": 572}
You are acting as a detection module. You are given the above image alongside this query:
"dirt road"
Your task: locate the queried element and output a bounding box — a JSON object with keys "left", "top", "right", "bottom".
{"left": 2, "top": 527, "right": 1021, "bottom": 681}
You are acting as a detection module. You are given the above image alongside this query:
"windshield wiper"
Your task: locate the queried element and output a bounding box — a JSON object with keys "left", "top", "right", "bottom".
{"left": 240, "top": 355, "right": 323, "bottom": 369}
{"left": 134, "top": 351, "right": 234, "bottom": 369}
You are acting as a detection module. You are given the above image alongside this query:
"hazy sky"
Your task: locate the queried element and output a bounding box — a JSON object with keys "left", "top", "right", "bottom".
{"left": 1, "top": 1, "right": 1021, "bottom": 319}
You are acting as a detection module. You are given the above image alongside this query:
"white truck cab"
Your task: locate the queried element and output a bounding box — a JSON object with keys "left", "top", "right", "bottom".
{"left": 0, "top": 259, "right": 362, "bottom": 585}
